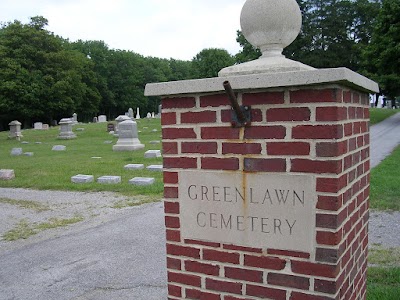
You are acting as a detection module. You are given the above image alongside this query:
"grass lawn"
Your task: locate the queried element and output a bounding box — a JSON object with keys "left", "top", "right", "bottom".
{"left": 370, "top": 108, "right": 399, "bottom": 125}
{"left": 0, "top": 118, "right": 163, "bottom": 198}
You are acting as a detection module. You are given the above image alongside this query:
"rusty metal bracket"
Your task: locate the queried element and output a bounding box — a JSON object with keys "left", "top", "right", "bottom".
{"left": 223, "top": 81, "right": 251, "bottom": 128}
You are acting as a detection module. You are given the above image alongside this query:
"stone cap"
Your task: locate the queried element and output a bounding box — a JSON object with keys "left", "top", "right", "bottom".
{"left": 8, "top": 120, "right": 21, "bottom": 126}
{"left": 145, "top": 67, "right": 379, "bottom": 97}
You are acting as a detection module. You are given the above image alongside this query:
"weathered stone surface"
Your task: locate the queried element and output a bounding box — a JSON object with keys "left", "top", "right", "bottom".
{"left": 58, "top": 118, "right": 76, "bottom": 140}
{"left": 103, "top": 140, "right": 113, "bottom": 144}
{"left": 21, "top": 141, "right": 29, "bottom": 144}
{"left": 144, "top": 150, "right": 162, "bottom": 158}
{"left": 128, "top": 177, "right": 155, "bottom": 186}
{"left": 24, "top": 152, "right": 34, "bottom": 156}
{"left": 71, "top": 174, "right": 94, "bottom": 183}
{"left": 113, "top": 120, "right": 144, "bottom": 151}
{"left": 98, "top": 115, "right": 107, "bottom": 123}
{"left": 124, "top": 164, "right": 145, "bottom": 170}
{"left": 0, "top": 169, "right": 15, "bottom": 180}
{"left": 52, "top": 145, "right": 66, "bottom": 151}
{"left": 34, "top": 122, "right": 43, "bottom": 130}
{"left": 10, "top": 148, "right": 23, "bottom": 156}
{"left": 8, "top": 120, "right": 22, "bottom": 139}
{"left": 97, "top": 176, "right": 121, "bottom": 184}
{"left": 149, "top": 140, "right": 161, "bottom": 144}
{"left": 146, "top": 165, "right": 163, "bottom": 172}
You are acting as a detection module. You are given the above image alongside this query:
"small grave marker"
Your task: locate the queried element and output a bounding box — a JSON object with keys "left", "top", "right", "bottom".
{"left": 97, "top": 176, "right": 121, "bottom": 184}
{"left": 0, "top": 169, "right": 15, "bottom": 180}
{"left": 10, "top": 148, "right": 23, "bottom": 156}
{"left": 71, "top": 174, "right": 94, "bottom": 183}
{"left": 24, "top": 152, "right": 34, "bottom": 156}
{"left": 129, "top": 177, "right": 155, "bottom": 186}
{"left": 147, "top": 165, "right": 163, "bottom": 172}
{"left": 124, "top": 164, "right": 145, "bottom": 170}
{"left": 52, "top": 145, "right": 66, "bottom": 151}
{"left": 144, "top": 150, "right": 161, "bottom": 158}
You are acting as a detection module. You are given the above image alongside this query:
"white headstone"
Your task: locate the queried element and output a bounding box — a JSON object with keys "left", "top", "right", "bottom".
{"left": 144, "top": 150, "right": 162, "bottom": 158}
{"left": 71, "top": 174, "right": 94, "bottom": 183}
{"left": 136, "top": 108, "right": 141, "bottom": 119}
{"left": 0, "top": 169, "right": 15, "bottom": 180}
{"left": 128, "top": 107, "right": 134, "bottom": 119}
{"left": 10, "top": 148, "right": 23, "bottom": 156}
{"left": 129, "top": 177, "right": 155, "bottom": 186}
{"left": 8, "top": 120, "right": 22, "bottom": 139}
{"left": 97, "top": 176, "right": 121, "bottom": 184}
{"left": 113, "top": 120, "right": 144, "bottom": 151}
{"left": 124, "top": 164, "right": 145, "bottom": 170}
{"left": 58, "top": 118, "right": 76, "bottom": 139}
{"left": 34, "top": 122, "right": 43, "bottom": 130}
{"left": 146, "top": 112, "right": 151, "bottom": 118}
{"left": 52, "top": 145, "right": 66, "bottom": 151}
{"left": 151, "top": 112, "right": 155, "bottom": 118}
{"left": 98, "top": 115, "right": 107, "bottom": 123}
{"left": 42, "top": 124, "right": 49, "bottom": 130}
{"left": 72, "top": 113, "right": 78, "bottom": 123}
{"left": 147, "top": 165, "right": 163, "bottom": 172}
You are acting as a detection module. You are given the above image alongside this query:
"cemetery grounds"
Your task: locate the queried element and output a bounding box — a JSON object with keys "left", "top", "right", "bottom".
{"left": 0, "top": 113, "right": 399, "bottom": 299}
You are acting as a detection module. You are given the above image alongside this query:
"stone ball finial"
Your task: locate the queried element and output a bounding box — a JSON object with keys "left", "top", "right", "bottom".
{"left": 219, "top": 0, "right": 314, "bottom": 77}
{"left": 240, "top": 0, "right": 302, "bottom": 58}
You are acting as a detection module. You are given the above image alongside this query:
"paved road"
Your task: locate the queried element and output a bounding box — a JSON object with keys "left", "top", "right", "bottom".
{"left": 1, "top": 112, "right": 400, "bottom": 300}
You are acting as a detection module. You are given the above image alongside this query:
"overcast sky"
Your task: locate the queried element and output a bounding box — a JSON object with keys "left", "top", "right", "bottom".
{"left": 0, "top": 0, "right": 247, "bottom": 60}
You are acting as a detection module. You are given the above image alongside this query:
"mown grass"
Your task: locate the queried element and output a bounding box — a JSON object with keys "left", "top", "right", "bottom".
{"left": 367, "top": 267, "right": 400, "bottom": 300}
{"left": 370, "top": 145, "right": 400, "bottom": 211}
{"left": 370, "top": 108, "right": 399, "bottom": 125}
{"left": 0, "top": 119, "right": 163, "bottom": 197}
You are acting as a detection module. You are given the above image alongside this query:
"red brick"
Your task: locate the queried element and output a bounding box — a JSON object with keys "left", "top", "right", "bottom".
{"left": 316, "top": 107, "right": 348, "bottom": 121}
{"left": 244, "top": 255, "right": 286, "bottom": 270}
{"left": 317, "top": 195, "right": 342, "bottom": 211}
{"left": 348, "top": 107, "right": 356, "bottom": 119}
{"left": 165, "top": 216, "right": 180, "bottom": 229}
{"left": 242, "top": 91, "right": 284, "bottom": 105}
{"left": 290, "top": 291, "right": 335, "bottom": 300}
{"left": 201, "top": 127, "right": 240, "bottom": 139}
{"left": 267, "top": 142, "right": 310, "bottom": 156}
{"left": 185, "top": 239, "right": 220, "bottom": 248}
{"left": 185, "top": 289, "right": 221, "bottom": 300}
{"left": 163, "top": 142, "right": 178, "bottom": 155}
{"left": 291, "top": 261, "right": 339, "bottom": 278}
{"left": 225, "top": 267, "right": 263, "bottom": 283}
{"left": 344, "top": 123, "right": 353, "bottom": 136}
{"left": 244, "top": 158, "right": 286, "bottom": 172}
{"left": 167, "top": 257, "right": 181, "bottom": 270}
{"left": 203, "top": 249, "right": 240, "bottom": 264}
{"left": 164, "top": 187, "right": 178, "bottom": 199}
{"left": 221, "top": 109, "right": 263, "bottom": 123}
{"left": 201, "top": 157, "right": 239, "bottom": 171}
{"left": 343, "top": 91, "right": 352, "bottom": 103}
{"left": 222, "top": 143, "right": 262, "bottom": 155}
{"left": 316, "top": 210, "right": 346, "bottom": 229}
{"left": 225, "top": 297, "right": 252, "bottom": 300}
{"left": 316, "top": 141, "right": 347, "bottom": 157}
{"left": 164, "top": 172, "right": 178, "bottom": 184}
{"left": 290, "top": 89, "right": 342, "bottom": 103}
{"left": 181, "top": 111, "right": 216, "bottom": 124}
{"left": 182, "top": 142, "right": 218, "bottom": 154}
{"left": 244, "top": 126, "right": 286, "bottom": 139}
{"left": 206, "top": 278, "right": 242, "bottom": 295}
{"left": 200, "top": 94, "right": 229, "bottom": 107}
{"left": 292, "top": 125, "right": 343, "bottom": 139}
{"left": 166, "top": 229, "right": 180, "bottom": 242}
{"left": 163, "top": 97, "right": 196, "bottom": 109}
{"left": 162, "top": 112, "right": 176, "bottom": 125}
{"left": 185, "top": 260, "right": 219, "bottom": 276}
{"left": 316, "top": 230, "right": 342, "bottom": 246}
{"left": 251, "top": 109, "right": 263, "bottom": 122}
{"left": 364, "top": 108, "right": 370, "bottom": 119}
{"left": 267, "top": 249, "right": 310, "bottom": 259}
{"left": 167, "top": 271, "right": 201, "bottom": 287}
{"left": 316, "top": 175, "right": 347, "bottom": 193}
{"left": 316, "top": 247, "right": 341, "bottom": 264}
{"left": 164, "top": 201, "right": 179, "bottom": 214}
{"left": 166, "top": 244, "right": 200, "bottom": 259}
{"left": 246, "top": 284, "right": 287, "bottom": 299}
{"left": 291, "top": 159, "right": 342, "bottom": 174}
{"left": 163, "top": 128, "right": 196, "bottom": 139}
{"left": 267, "top": 273, "right": 310, "bottom": 290}
{"left": 168, "top": 284, "right": 182, "bottom": 297}
{"left": 315, "top": 279, "right": 338, "bottom": 294}
{"left": 163, "top": 157, "right": 197, "bottom": 169}
{"left": 223, "top": 244, "right": 263, "bottom": 254}
{"left": 267, "top": 107, "right": 311, "bottom": 122}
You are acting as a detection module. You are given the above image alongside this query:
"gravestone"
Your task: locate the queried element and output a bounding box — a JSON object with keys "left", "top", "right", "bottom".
{"left": 93, "top": 117, "right": 98, "bottom": 123}
{"left": 34, "top": 122, "right": 43, "bottom": 130}
{"left": 0, "top": 169, "right": 15, "bottom": 180}
{"left": 8, "top": 120, "right": 22, "bottom": 139}
{"left": 97, "top": 176, "right": 121, "bottom": 184}
{"left": 144, "top": 0, "right": 378, "bottom": 298}
{"left": 146, "top": 112, "right": 151, "bottom": 118}
{"left": 58, "top": 118, "right": 76, "bottom": 139}
{"left": 146, "top": 165, "right": 163, "bottom": 172}
{"left": 115, "top": 115, "right": 131, "bottom": 136}
{"left": 52, "top": 145, "right": 66, "bottom": 151}
{"left": 157, "top": 104, "right": 162, "bottom": 118}
{"left": 98, "top": 115, "right": 107, "bottom": 123}
{"left": 24, "top": 152, "right": 34, "bottom": 156}
{"left": 71, "top": 174, "right": 94, "bottom": 183}
{"left": 136, "top": 108, "right": 141, "bottom": 119}
{"left": 128, "top": 107, "right": 134, "bottom": 119}
{"left": 72, "top": 113, "right": 78, "bottom": 124}
{"left": 21, "top": 141, "right": 29, "bottom": 144}
{"left": 124, "top": 164, "right": 145, "bottom": 170}
{"left": 112, "top": 120, "right": 144, "bottom": 151}
{"left": 144, "top": 150, "right": 161, "bottom": 158}
{"left": 151, "top": 112, "right": 155, "bottom": 118}
{"left": 42, "top": 124, "right": 49, "bottom": 130}
{"left": 128, "top": 177, "right": 155, "bottom": 186}
{"left": 10, "top": 148, "right": 23, "bottom": 156}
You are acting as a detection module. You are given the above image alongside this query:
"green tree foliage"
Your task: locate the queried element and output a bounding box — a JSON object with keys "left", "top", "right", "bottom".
{"left": 0, "top": 17, "right": 100, "bottom": 126}
{"left": 192, "top": 48, "right": 235, "bottom": 78}
{"left": 362, "top": 0, "right": 400, "bottom": 99}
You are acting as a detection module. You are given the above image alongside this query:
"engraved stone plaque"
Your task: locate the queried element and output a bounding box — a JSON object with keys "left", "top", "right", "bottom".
{"left": 179, "top": 171, "right": 316, "bottom": 253}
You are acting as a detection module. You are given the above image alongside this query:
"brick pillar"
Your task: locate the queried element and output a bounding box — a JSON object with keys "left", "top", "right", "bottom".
{"left": 146, "top": 69, "right": 377, "bottom": 300}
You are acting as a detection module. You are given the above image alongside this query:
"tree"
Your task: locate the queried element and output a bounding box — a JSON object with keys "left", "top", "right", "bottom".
{"left": 192, "top": 48, "right": 235, "bottom": 78}
{"left": 362, "top": 0, "right": 400, "bottom": 99}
